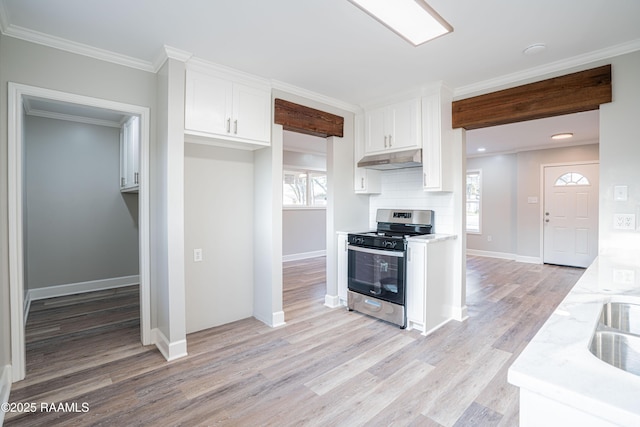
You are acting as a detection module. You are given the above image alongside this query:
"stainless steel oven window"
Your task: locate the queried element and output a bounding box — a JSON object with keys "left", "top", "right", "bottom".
{"left": 347, "top": 246, "right": 406, "bottom": 305}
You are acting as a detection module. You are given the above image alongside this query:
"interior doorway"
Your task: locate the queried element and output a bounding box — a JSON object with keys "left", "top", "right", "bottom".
{"left": 543, "top": 162, "right": 599, "bottom": 267}
{"left": 8, "top": 83, "right": 151, "bottom": 382}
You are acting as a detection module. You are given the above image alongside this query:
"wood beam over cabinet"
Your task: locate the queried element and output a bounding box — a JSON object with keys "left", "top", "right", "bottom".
{"left": 452, "top": 65, "right": 612, "bottom": 130}
{"left": 274, "top": 98, "right": 344, "bottom": 138}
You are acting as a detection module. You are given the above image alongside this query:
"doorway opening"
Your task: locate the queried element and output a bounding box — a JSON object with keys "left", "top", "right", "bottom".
{"left": 282, "top": 130, "right": 328, "bottom": 317}
{"left": 8, "top": 83, "right": 151, "bottom": 382}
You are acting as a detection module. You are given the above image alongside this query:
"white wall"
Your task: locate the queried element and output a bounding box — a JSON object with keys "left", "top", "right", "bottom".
{"left": 184, "top": 143, "right": 254, "bottom": 333}
{"left": 154, "top": 57, "right": 186, "bottom": 358}
{"left": 466, "top": 153, "right": 517, "bottom": 256}
{"left": 368, "top": 168, "right": 455, "bottom": 234}
{"left": 24, "top": 116, "right": 139, "bottom": 289}
{"left": 599, "top": 51, "right": 640, "bottom": 258}
{"left": 466, "top": 144, "right": 599, "bottom": 260}
{"left": 282, "top": 209, "right": 326, "bottom": 258}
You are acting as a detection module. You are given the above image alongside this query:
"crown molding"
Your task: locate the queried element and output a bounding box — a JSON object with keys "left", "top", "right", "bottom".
{"left": 271, "top": 79, "right": 361, "bottom": 114}
{"left": 454, "top": 38, "right": 640, "bottom": 99}
{"left": 152, "top": 45, "right": 193, "bottom": 71}
{"left": 1, "top": 23, "right": 155, "bottom": 72}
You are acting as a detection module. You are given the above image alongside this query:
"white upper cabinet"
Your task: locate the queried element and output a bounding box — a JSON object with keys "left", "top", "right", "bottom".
{"left": 422, "top": 85, "right": 454, "bottom": 192}
{"left": 354, "top": 114, "right": 381, "bottom": 194}
{"left": 364, "top": 98, "right": 421, "bottom": 154}
{"left": 120, "top": 115, "right": 140, "bottom": 193}
{"left": 184, "top": 67, "right": 271, "bottom": 148}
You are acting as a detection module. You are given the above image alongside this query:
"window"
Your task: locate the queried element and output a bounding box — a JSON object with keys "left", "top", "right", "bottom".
{"left": 554, "top": 172, "right": 590, "bottom": 186}
{"left": 283, "top": 170, "right": 326, "bottom": 207}
{"left": 466, "top": 170, "right": 481, "bottom": 233}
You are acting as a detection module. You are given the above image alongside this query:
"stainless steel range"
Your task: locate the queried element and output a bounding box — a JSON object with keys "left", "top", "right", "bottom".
{"left": 347, "top": 209, "right": 434, "bottom": 328}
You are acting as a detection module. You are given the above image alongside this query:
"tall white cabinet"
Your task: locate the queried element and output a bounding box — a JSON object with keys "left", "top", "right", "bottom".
{"left": 422, "top": 85, "right": 454, "bottom": 192}
{"left": 120, "top": 115, "right": 140, "bottom": 193}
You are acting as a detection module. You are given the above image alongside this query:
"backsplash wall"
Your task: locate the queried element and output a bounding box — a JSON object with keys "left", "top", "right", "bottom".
{"left": 369, "top": 167, "right": 454, "bottom": 234}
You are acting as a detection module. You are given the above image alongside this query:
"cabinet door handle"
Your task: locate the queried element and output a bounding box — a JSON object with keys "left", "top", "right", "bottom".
{"left": 121, "top": 177, "right": 125, "bottom": 187}
{"left": 423, "top": 173, "right": 427, "bottom": 187}
{"left": 408, "top": 247, "right": 412, "bottom": 262}
{"left": 134, "top": 172, "right": 139, "bottom": 185}
{"left": 361, "top": 177, "right": 365, "bottom": 189}
{"left": 388, "top": 135, "right": 392, "bottom": 147}
{"left": 226, "top": 118, "right": 231, "bottom": 133}
{"left": 234, "top": 119, "right": 238, "bottom": 134}
{"left": 384, "top": 135, "right": 388, "bottom": 148}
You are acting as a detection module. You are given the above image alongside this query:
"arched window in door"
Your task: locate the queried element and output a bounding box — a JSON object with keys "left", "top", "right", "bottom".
{"left": 555, "top": 172, "right": 590, "bottom": 186}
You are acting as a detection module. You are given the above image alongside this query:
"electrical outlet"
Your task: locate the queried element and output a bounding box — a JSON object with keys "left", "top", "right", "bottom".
{"left": 613, "top": 269, "right": 635, "bottom": 285}
{"left": 613, "top": 214, "right": 636, "bottom": 230}
{"left": 194, "top": 248, "right": 203, "bottom": 262}
{"left": 487, "top": 235, "right": 492, "bottom": 242}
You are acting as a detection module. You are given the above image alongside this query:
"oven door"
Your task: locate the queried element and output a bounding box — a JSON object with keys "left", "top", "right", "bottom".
{"left": 347, "top": 245, "right": 406, "bottom": 305}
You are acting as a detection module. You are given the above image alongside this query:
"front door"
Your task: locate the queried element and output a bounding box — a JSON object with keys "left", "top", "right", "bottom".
{"left": 543, "top": 163, "right": 599, "bottom": 268}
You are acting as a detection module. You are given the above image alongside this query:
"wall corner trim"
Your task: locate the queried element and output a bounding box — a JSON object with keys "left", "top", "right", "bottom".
{"left": 151, "top": 329, "right": 188, "bottom": 362}
{"left": 1, "top": 365, "right": 12, "bottom": 425}
{"left": 324, "top": 294, "right": 340, "bottom": 308}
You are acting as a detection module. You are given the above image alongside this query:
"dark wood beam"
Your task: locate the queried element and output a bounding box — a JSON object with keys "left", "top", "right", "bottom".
{"left": 274, "top": 98, "right": 344, "bottom": 138}
{"left": 452, "top": 65, "right": 612, "bottom": 130}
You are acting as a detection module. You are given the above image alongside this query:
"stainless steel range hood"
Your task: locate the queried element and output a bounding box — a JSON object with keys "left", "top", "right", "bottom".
{"left": 357, "top": 149, "right": 422, "bottom": 170}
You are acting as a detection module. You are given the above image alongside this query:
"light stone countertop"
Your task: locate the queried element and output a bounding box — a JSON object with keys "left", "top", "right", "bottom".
{"left": 405, "top": 233, "right": 457, "bottom": 243}
{"left": 508, "top": 253, "right": 640, "bottom": 426}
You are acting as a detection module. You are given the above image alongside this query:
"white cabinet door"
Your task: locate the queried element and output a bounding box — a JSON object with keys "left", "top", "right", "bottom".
{"left": 337, "top": 233, "right": 349, "bottom": 304}
{"left": 389, "top": 98, "right": 421, "bottom": 151}
{"left": 406, "top": 241, "right": 426, "bottom": 330}
{"left": 364, "top": 99, "right": 421, "bottom": 155}
{"left": 120, "top": 116, "right": 140, "bottom": 193}
{"left": 364, "top": 107, "right": 387, "bottom": 153}
{"left": 232, "top": 82, "right": 271, "bottom": 143}
{"left": 422, "top": 89, "right": 453, "bottom": 192}
{"left": 354, "top": 114, "right": 381, "bottom": 194}
{"left": 185, "top": 69, "right": 233, "bottom": 136}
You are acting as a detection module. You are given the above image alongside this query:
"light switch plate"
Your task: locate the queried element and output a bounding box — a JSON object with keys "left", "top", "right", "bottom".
{"left": 614, "top": 185, "right": 628, "bottom": 201}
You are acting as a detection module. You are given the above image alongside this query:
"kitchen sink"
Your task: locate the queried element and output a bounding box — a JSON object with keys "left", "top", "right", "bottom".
{"left": 589, "top": 301, "right": 640, "bottom": 376}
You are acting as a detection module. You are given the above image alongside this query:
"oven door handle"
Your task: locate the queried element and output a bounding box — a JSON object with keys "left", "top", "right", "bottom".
{"left": 348, "top": 245, "right": 405, "bottom": 258}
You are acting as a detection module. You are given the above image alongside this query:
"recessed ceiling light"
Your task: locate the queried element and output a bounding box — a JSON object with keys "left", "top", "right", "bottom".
{"left": 477, "top": 147, "right": 486, "bottom": 152}
{"left": 348, "top": 0, "right": 453, "bottom": 46}
{"left": 523, "top": 43, "right": 547, "bottom": 56}
{"left": 551, "top": 133, "right": 574, "bottom": 140}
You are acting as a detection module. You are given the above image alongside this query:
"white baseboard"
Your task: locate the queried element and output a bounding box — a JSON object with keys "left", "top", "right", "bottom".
{"left": 282, "top": 250, "right": 326, "bottom": 262}
{"left": 467, "top": 249, "right": 542, "bottom": 265}
{"left": 151, "top": 328, "right": 188, "bottom": 362}
{"left": 515, "top": 255, "right": 543, "bottom": 264}
{"left": 324, "top": 294, "right": 340, "bottom": 308}
{"left": 466, "top": 249, "right": 516, "bottom": 260}
{"left": 1, "top": 365, "right": 11, "bottom": 426}
{"left": 271, "top": 311, "right": 286, "bottom": 328}
{"left": 27, "top": 275, "right": 140, "bottom": 301}
{"left": 452, "top": 305, "right": 469, "bottom": 322}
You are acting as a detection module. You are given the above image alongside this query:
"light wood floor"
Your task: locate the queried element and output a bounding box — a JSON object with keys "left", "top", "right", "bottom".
{"left": 6, "top": 256, "right": 584, "bottom": 426}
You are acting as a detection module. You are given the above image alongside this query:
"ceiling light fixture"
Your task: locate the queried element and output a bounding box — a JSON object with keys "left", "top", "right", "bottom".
{"left": 477, "top": 147, "right": 486, "bottom": 152}
{"left": 348, "top": 0, "right": 453, "bottom": 46}
{"left": 551, "top": 133, "right": 574, "bottom": 140}
{"left": 523, "top": 43, "right": 547, "bottom": 56}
